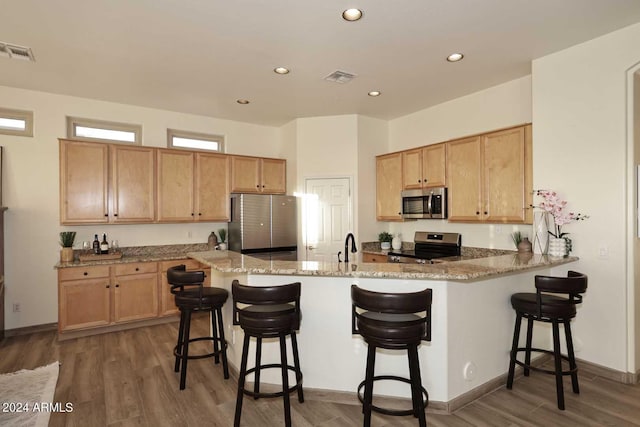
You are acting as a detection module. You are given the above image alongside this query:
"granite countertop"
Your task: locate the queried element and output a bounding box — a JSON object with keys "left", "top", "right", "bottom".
{"left": 188, "top": 250, "right": 578, "bottom": 282}
{"left": 55, "top": 243, "right": 210, "bottom": 268}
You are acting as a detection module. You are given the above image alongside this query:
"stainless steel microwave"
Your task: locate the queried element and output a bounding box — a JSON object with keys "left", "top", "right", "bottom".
{"left": 401, "top": 187, "right": 448, "bottom": 219}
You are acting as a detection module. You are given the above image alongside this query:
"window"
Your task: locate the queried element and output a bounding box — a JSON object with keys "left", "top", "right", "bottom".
{"left": 67, "top": 117, "right": 141, "bottom": 144}
{"left": 168, "top": 129, "right": 224, "bottom": 152}
{"left": 0, "top": 108, "right": 33, "bottom": 137}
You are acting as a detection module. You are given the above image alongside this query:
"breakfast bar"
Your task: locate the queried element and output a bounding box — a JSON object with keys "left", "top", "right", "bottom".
{"left": 188, "top": 249, "right": 578, "bottom": 412}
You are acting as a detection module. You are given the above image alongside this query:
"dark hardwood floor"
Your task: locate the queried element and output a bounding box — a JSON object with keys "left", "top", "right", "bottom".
{"left": 2, "top": 314, "right": 640, "bottom": 426}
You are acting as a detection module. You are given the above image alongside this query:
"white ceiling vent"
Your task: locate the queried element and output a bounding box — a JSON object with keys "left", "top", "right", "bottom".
{"left": 324, "top": 70, "right": 357, "bottom": 84}
{"left": 0, "top": 42, "right": 36, "bottom": 62}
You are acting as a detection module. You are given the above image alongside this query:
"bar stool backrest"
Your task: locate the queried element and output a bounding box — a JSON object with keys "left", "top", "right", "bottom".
{"left": 231, "top": 280, "right": 301, "bottom": 326}
{"left": 167, "top": 264, "right": 205, "bottom": 296}
{"left": 351, "top": 285, "right": 433, "bottom": 342}
{"left": 534, "top": 270, "right": 587, "bottom": 318}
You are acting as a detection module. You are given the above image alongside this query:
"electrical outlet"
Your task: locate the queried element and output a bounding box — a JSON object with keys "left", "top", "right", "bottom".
{"left": 495, "top": 225, "right": 502, "bottom": 234}
{"left": 187, "top": 231, "right": 192, "bottom": 238}
{"left": 12, "top": 303, "right": 20, "bottom": 313}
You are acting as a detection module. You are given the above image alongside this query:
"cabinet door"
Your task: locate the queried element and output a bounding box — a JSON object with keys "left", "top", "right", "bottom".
{"left": 376, "top": 153, "right": 403, "bottom": 221}
{"left": 157, "top": 150, "right": 195, "bottom": 222}
{"left": 111, "top": 145, "right": 156, "bottom": 223}
{"left": 230, "top": 156, "right": 261, "bottom": 193}
{"left": 482, "top": 126, "right": 529, "bottom": 223}
{"left": 60, "top": 140, "right": 109, "bottom": 224}
{"left": 422, "top": 143, "right": 446, "bottom": 188}
{"left": 402, "top": 149, "right": 423, "bottom": 190}
{"left": 195, "top": 153, "right": 230, "bottom": 221}
{"left": 261, "top": 158, "right": 286, "bottom": 194}
{"left": 113, "top": 272, "right": 159, "bottom": 323}
{"left": 447, "top": 136, "right": 482, "bottom": 222}
{"left": 59, "top": 278, "right": 111, "bottom": 331}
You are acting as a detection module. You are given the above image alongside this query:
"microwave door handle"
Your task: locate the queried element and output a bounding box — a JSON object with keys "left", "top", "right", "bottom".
{"left": 426, "top": 193, "right": 433, "bottom": 218}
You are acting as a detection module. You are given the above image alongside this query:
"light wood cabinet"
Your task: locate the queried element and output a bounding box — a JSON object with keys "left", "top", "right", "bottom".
{"left": 447, "top": 125, "right": 532, "bottom": 223}
{"left": 195, "top": 153, "right": 230, "bottom": 221}
{"left": 113, "top": 262, "right": 158, "bottom": 323}
{"left": 111, "top": 145, "right": 156, "bottom": 222}
{"left": 363, "top": 253, "right": 388, "bottom": 263}
{"left": 231, "top": 156, "right": 286, "bottom": 194}
{"left": 157, "top": 149, "right": 231, "bottom": 222}
{"left": 376, "top": 152, "right": 404, "bottom": 221}
{"left": 60, "top": 140, "right": 109, "bottom": 224}
{"left": 58, "top": 262, "right": 161, "bottom": 334}
{"left": 402, "top": 143, "right": 446, "bottom": 190}
{"left": 60, "top": 140, "right": 155, "bottom": 224}
{"left": 58, "top": 266, "right": 111, "bottom": 331}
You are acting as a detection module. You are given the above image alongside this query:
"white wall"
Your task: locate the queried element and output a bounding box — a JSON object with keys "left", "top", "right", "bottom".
{"left": 356, "top": 116, "right": 388, "bottom": 243}
{"left": 532, "top": 23, "right": 640, "bottom": 372}
{"left": 387, "top": 76, "right": 533, "bottom": 249}
{"left": 0, "top": 85, "right": 282, "bottom": 330}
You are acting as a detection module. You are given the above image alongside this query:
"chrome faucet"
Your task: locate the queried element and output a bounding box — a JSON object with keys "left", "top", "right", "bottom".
{"left": 344, "top": 233, "right": 357, "bottom": 263}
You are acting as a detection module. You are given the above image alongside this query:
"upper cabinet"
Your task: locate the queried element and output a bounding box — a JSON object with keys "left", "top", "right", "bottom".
{"left": 376, "top": 152, "right": 404, "bottom": 221}
{"left": 447, "top": 125, "right": 532, "bottom": 223}
{"left": 60, "top": 139, "right": 258, "bottom": 225}
{"left": 230, "top": 156, "right": 286, "bottom": 194}
{"left": 402, "top": 143, "right": 446, "bottom": 189}
{"left": 60, "top": 139, "right": 155, "bottom": 224}
{"left": 156, "top": 150, "right": 230, "bottom": 222}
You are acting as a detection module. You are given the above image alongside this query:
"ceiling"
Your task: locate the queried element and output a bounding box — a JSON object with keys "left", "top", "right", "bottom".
{"left": 3, "top": 1, "right": 640, "bottom": 127}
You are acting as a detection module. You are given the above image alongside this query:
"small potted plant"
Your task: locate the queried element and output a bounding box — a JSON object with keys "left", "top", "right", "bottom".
{"left": 59, "top": 231, "right": 76, "bottom": 262}
{"left": 378, "top": 231, "right": 393, "bottom": 250}
{"left": 217, "top": 228, "right": 228, "bottom": 250}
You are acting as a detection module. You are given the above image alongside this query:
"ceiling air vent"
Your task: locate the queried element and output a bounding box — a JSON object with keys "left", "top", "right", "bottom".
{"left": 324, "top": 70, "right": 357, "bottom": 84}
{"left": 0, "top": 42, "right": 35, "bottom": 62}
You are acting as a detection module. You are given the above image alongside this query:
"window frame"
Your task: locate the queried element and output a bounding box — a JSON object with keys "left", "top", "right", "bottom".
{"left": 167, "top": 129, "right": 225, "bottom": 153}
{"left": 66, "top": 116, "right": 142, "bottom": 144}
{"left": 0, "top": 107, "right": 34, "bottom": 137}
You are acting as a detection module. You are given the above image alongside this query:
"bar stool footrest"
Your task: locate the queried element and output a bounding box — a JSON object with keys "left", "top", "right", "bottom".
{"left": 357, "top": 375, "right": 429, "bottom": 417}
{"left": 174, "top": 336, "right": 228, "bottom": 361}
{"left": 513, "top": 347, "right": 578, "bottom": 376}
{"left": 241, "top": 364, "right": 303, "bottom": 399}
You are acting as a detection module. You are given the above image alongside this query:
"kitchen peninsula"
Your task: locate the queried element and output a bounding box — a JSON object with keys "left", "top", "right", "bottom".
{"left": 189, "top": 249, "right": 577, "bottom": 412}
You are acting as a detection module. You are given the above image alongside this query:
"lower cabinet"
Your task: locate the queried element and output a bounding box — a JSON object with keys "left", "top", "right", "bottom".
{"left": 58, "top": 261, "right": 181, "bottom": 335}
{"left": 113, "top": 262, "right": 158, "bottom": 323}
{"left": 362, "top": 253, "right": 388, "bottom": 263}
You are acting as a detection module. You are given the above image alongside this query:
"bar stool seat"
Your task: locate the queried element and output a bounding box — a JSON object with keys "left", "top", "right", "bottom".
{"left": 232, "top": 280, "right": 304, "bottom": 427}
{"left": 167, "top": 265, "right": 229, "bottom": 390}
{"left": 351, "top": 285, "right": 432, "bottom": 427}
{"left": 506, "top": 270, "right": 587, "bottom": 410}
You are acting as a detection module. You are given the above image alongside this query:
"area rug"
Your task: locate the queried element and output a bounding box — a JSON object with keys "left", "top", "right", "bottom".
{"left": 0, "top": 362, "right": 60, "bottom": 427}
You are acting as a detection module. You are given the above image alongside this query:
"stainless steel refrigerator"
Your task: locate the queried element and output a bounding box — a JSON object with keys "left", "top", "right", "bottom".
{"left": 228, "top": 193, "right": 298, "bottom": 261}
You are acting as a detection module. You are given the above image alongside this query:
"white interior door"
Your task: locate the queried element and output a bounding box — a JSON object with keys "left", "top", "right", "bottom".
{"left": 303, "top": 178, "right": 352, "bottom": 261}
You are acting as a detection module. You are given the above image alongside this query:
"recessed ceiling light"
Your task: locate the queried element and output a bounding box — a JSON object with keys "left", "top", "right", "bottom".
{"left": 236, "top": 99, "right": 250, "bottom": 105}
{"left": 342, "top": 8, "right": 363, "bottom": 21}
{"left": 446, "top": 53, "right": 464, "bottom": 62}
{"left": 274, "top": 67, "right": 290, "bottom": 75}
{"left": 368, "top": 91, "right": 381, "bottom": 97}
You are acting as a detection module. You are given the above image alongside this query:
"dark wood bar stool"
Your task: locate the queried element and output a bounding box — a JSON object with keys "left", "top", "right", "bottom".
{"left": 232, "top": 280, "right": 304, "bottom": 427}
{"left": 351, "top": 285, "right": 432, "bottom": 427}
{"left": 167, "top": 264, "right": 229, "bottom": 390}
{"left": 506, "top": 270, "right": 588, "bottom": 410}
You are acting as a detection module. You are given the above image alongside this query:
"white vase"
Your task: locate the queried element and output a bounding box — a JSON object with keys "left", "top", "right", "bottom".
{"left": 532, "top": 211, "right": 551, "bottom": 255}
{"left": 381, "top": 241, "right": 391, "bottom": 250}
{"left": 548, "top": 237, "right": 566, "bottom": 257}
{"left": 392, "top": 235, "right": 402, "bottom": 250}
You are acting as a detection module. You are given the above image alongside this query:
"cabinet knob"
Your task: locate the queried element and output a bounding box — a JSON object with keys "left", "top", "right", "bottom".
{"left": 115, "top": 284, "right": 119, "bottom": 288}
{"left": 256, "top": 185, "right": 260, "bottom": 188}
{"left": 104, "top": 213, "right": 108, "bottom": 217}
{"left": 114, "top": 213, "right": 118, "bottom": 217}
{"left": 135, "top": 267, "right": 139, "bottom": 271}
{"left": 262, "top": 185, "right": 265, "bottom": 188}
{"left": 106, "top": 285, "right": 110, "bottom": 288}
{"left": 484, "top": 211, "right": 488, "bottom": 215}
{"left": 418, "top": 179, "right": 421, "bottom": 183}
{"left": 198, "top": 213, "right": 202, "bottom": 216}
{"left": 191, "top": 213, "right": 194, "bottom": 216}
{"left": 84, "top": 272, "right": 88, "bottom": 276}
{"left": 476, "top": 211, "right": 480, "bottom": 215}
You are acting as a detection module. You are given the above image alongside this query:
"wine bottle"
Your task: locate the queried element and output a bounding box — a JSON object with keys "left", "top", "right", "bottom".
{"left": 100, "top": 233, "right": 109, "bottom": 255}
{"left": 93, "top": 234, "right": 100, "bottom": 255}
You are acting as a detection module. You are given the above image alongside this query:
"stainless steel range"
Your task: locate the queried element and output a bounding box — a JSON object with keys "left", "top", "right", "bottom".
{"left": 388, "top": 231, "right": 461, "bottom": 264}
